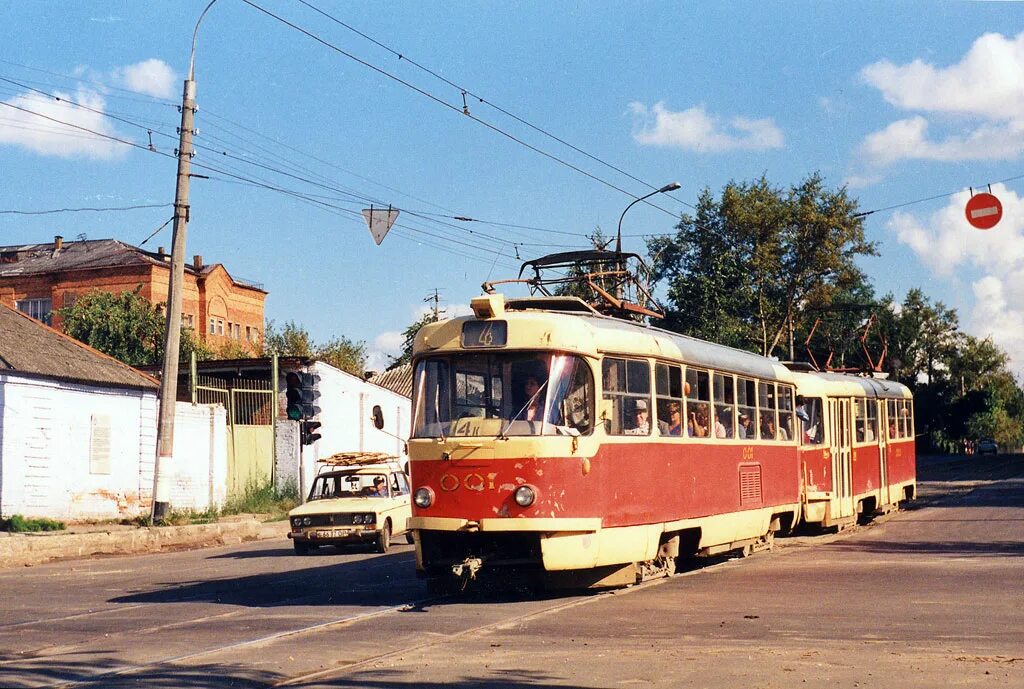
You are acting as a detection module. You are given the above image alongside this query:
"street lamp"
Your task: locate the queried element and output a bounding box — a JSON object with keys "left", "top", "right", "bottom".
{"left": 614, "top": 182, "right": 681, "bottom": 254}
{"left": 153, "top": 0, "right": 219, "bottom": 523}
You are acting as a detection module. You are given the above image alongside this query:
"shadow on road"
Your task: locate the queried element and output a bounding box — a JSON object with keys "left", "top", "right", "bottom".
{"left": 108, "top": 552, "right": 421, "bottom": 609}
{"left": 827, "top": 538, "right": 1024, "bottom": 557}
{"left": 0, "top": 656, "right": 274, "bottom": 689}
{"left": 0, "top": 656, "right": 587, "bottom": 689}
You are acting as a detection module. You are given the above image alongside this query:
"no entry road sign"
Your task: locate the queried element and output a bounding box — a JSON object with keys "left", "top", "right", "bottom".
{"left": 965, "top": 192, "right": 1002, "bottom": 230}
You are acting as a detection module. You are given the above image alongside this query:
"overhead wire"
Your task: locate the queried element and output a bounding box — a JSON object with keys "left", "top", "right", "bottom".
{"left": 293, "top": 0, "right": 695, "bottom": 212}
{"left": 240, "top": 0, "right": 681, "bottom": 220}
{"left": 2, "top": 66, "right": 590, "bottom": 249}
{"left": 853, "top": 172, "right": 1024, "bottom": 218}
{"left": 0, "top": 64, "right": 587, "bottom": 266}
{"left": 0, "top": 203, "right": 171, "bottom": 216}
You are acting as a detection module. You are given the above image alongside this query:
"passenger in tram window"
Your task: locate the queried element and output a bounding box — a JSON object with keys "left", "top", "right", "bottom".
{"left": 759, "top": 412, "right": 775, "bottom": 440}
{"left": 689, "top": 404, "right": 709, "bottom": 437}
{"left": 714, "top": 409, "right": 729, "bottom": 439}
{"left": 888, "top": 419, "right": 897, "bottom": 440}
{"left": 625, "top": 399, "right": 651, "bottom": 435}
{"left": 666, "top": 401, "right": 683, "bottom": 436}
{"left": 523, "top": 375, "right": 544, "bottom": 421}
{"left": 737, "top": 412, "right": 754, "bottom": 439}
{"left": 796, "top": 396, "right": 810, "bottom": 424}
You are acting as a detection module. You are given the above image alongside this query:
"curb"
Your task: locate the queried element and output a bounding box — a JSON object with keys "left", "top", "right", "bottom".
{"left": 0, "top": 520, "right": 288, "bottom": 569}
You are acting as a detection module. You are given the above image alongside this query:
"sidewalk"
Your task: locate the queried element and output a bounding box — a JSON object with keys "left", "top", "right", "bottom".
{"left": 0, "top": 516, "right": 290, "bottom": 569}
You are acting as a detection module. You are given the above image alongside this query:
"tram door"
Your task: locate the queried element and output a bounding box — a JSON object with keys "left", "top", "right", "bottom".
{"left": 828, "top": 398, "right": 855, "bottom": 519}
{"left": 878, "top": 400, "right": 891, "bottom": 506}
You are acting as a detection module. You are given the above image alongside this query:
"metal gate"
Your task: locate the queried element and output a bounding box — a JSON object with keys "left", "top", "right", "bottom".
{"left": 195, "top": 374, "right": 276, "bottom": 496}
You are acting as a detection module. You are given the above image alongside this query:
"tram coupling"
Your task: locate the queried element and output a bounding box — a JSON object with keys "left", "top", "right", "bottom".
{"left": 451, "top": 556, "right": 484, "bottom": 582}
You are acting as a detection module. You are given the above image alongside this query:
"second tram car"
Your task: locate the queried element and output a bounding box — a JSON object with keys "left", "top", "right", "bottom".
{"left": 407, "top": 292, "right": 914, "bottom": 590}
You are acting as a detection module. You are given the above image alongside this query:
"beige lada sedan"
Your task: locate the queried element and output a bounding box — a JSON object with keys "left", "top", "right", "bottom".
{"left": 287, "top": 463, "right": 413, "bottom": 554}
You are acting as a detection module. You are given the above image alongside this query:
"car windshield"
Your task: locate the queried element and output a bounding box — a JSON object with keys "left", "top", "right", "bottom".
{"left": 413, "top": 352, "right": 594, "bottom": 438}
{"left": 307, "top": 473, "right": 388, "bottom": 501}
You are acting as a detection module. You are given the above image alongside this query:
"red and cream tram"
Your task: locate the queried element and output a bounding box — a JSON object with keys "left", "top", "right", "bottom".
{"left": 406, "top": 292, "right": 915, "bottom": 590}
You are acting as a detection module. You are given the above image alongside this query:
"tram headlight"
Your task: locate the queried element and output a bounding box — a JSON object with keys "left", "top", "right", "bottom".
{"left": 514, "top": 485, "right": 537, "bottom": 507}
{"left": 414, "top": 487, "right": 434, "bottom": 508}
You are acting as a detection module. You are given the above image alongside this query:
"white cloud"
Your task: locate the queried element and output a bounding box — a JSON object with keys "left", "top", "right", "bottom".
{"left": 113, "top": 59, "right": 177, "bottom": 99}
{"left": 889, "top": 183, "right": 1024, "bottom": 376}
{"left": 0, "top": 88, "right": 128, "bottom": 159}
{"left": 629, "top": 102, "right": 784, "bottom": 153}
{"left": 857, "top": 32, "right": 1024, "bottom": 168}
{"left": 861, "top": 32, "right": 1024, "bottom": 120}
{"left": 859, "top": 116, "right": 1024, "bottom": 166}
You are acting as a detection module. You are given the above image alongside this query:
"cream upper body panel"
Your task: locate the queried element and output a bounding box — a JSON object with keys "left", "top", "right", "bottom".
{"left": 414, "top": 297, "right": 796, "bottom": 384}
{"left": 791, "top": 370, "right": 912, "bottom": 399}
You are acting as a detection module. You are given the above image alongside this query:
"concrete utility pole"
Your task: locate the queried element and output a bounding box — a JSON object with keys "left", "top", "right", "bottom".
{"left": 152, "top": 0, "right": 218, "bottom": 522}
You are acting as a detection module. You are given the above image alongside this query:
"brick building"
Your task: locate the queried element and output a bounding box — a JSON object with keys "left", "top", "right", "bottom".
{"left": 0, "top": 236, "right": 267, "bottom": 353}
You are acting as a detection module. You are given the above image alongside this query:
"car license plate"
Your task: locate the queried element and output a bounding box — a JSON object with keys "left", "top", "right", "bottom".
{"left": 316, "top": 529, "right": 348, "bottom": 538}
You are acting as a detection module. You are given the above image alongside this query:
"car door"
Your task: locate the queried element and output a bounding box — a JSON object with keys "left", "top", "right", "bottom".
{"left": 387, "top": 471, "right": 413, "bottom": 533}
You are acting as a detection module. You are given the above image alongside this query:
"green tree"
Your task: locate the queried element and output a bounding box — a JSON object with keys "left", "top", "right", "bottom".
{"left": 316, "top": 335, "right": 366, "bottom": 376}
{"left": 57, "top": 289, "right": 207, "bottom": 366}
{"left": 262, "top": 320, "right": 314, "bottom": 358}
{"left": 263, "top": 319, "right": 366, "bottom": 376}
{"left": 649, "top": 173, "right": 876, "bottom": 356}
{"left": 388, "top": 311, "right": 440, "bottom": 370}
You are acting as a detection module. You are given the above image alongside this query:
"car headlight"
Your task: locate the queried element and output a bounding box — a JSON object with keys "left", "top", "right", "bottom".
{"left": 302, "top": 517, "right": 311, "bottom": 526}
{"left": 363, "top": 514, "right": 376, "bottom": 525}
{"left": 291, "top": 517, "right": 301, "bottom": 528}
{"left": 414, "top": 487, "right": 434, "bottom": 508}
{"left": 514, "top": 485, "right": 537, "bottom": 507}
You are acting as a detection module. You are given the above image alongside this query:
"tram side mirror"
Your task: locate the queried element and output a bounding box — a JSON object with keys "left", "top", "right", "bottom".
{"left": 371, "top": 405, "right": 385, "bottom": 430}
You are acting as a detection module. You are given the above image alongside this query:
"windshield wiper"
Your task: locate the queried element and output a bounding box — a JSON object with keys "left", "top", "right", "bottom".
{"left": 498, "top": 379, "right": 549, "bottom": 440}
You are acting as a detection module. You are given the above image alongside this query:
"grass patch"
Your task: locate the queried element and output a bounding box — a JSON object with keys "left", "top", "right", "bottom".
{"left": 222, "top": 478, "right": 300, "bottom": 521}
{"left": 1, "top": 514, "right": 67, "bottom": 532}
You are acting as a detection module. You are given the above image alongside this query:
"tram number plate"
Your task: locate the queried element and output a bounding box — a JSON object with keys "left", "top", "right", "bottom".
{"left": 315, "top": 529, "right": 349, "bottom": 538}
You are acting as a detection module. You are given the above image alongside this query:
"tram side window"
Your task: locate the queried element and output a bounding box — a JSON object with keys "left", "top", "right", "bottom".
{"left": 898, "top": 399, "right": 912, "bottom": 438}
{"left": 655, "top": 362, "right": 684, "bottom": 436}
{"left": 737, "top": 377, "right": 757, "bottom": 439}
{"left": 602, "top": 357, "right": 651, "bottom": 435}
{"left": 685, "top": 368, "right": 711, "bottom": 437}
{"left": 887, "top": 400, "right": 899, "bottom": 440}
{"left": 712, "top": 373, "right": 736, "bottom": 439}
{"left": 855, "top": 399, "right": 877, "bottom": 443}
{"left": 797, "top": 395, "right": 823, "bottom": 445}
{"left": 758, "top": 381, "right": 784, "bottom": 441}
{"left": 779, "top": 386, "right": 795, "bottom": 441}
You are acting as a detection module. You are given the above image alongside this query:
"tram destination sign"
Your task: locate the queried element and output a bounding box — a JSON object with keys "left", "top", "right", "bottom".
{"left": 462, "top": 321, "right": 507, "bottom": 348}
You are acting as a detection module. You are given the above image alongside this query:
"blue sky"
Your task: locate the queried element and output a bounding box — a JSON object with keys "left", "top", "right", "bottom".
{"left": 2, "top": 2, "right": 1023, "bottom": 374}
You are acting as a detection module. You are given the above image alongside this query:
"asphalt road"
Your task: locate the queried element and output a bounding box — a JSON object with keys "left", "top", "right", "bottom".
{"left": 0, "top": 454, "right": 1021, "bottom": 688}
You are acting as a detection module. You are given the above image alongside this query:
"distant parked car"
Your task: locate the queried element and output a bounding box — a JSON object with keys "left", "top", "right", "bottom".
{"left": 976, "top": 438, "right": 998, "bottom": 455}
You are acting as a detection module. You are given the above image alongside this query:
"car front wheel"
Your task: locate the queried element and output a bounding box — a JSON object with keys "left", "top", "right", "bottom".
{"left": 376, "top": 522, "right": 392, "bottom": 553}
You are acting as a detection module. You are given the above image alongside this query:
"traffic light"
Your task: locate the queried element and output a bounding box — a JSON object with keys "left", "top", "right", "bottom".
{"left": 285, "top": 372, "right": 303, "bottom": 420}
{"left": 301, "top": 420, "right": 322, "bottom": 445}
{"left": 300, "top": 372, "right": 322, "bottom": 419}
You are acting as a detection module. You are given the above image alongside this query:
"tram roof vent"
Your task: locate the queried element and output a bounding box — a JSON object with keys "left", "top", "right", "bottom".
{"left": 505, "top": 296, "right": 599, "bottom": 314}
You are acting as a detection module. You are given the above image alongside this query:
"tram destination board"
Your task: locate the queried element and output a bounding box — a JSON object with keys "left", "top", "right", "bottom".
{"left": 462, "top": 320, "right": 507, "bottom": 348}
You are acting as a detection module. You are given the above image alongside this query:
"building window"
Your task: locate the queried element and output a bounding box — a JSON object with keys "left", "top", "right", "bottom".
{"left": 16, "top": 298, "right": 52, "bottom": 325}
{"left": 234, "top": 323, "right": 241, "bottom": 339}
{"left": 216, "top": 319, "right": 224, "bottom": 336}
{"left": 209, "top": 318, "right": 216, "bottom": 335}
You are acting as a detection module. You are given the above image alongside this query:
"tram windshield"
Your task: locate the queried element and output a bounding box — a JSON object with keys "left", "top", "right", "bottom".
{"left": 413, "top": 353, "right": 594, "bottom": 438}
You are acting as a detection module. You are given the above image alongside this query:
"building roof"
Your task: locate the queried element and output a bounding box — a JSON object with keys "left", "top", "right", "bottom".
{"left": 0, "top": 302, "right": 159, "bottom": 390}
{"left": 0, "top": 238, "right": 266, "bottom": 292}
{"left": 368, "top": 364, "right": 413, "bottom": 399}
